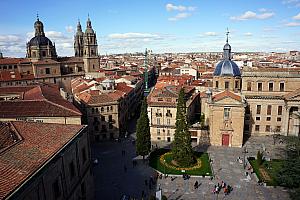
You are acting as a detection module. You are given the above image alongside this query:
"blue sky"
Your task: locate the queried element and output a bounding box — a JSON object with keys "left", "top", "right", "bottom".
{"left": 0, "top": 0, "right": 300, "bottom": 57}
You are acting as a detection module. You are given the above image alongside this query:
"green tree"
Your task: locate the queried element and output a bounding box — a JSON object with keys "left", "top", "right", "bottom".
{"left": 257, "top": 150, "right": 263, "bottom": 166}
{"left": 172, "top": 88, "right": 194, "bottom": 167}
{"left": 136, "top": 97, "right": 151, "bottom": 159}
{"left": 276, "top": 136, "right": 300, "bottom": 199}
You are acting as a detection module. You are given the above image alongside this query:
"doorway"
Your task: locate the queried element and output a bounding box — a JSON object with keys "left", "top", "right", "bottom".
{"left": 222, "top": 134, "right": 230, "bottom": 146}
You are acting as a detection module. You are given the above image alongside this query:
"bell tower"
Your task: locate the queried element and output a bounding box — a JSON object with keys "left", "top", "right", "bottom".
{"left": 82, "top": 16, "right": 99, "bottom": 72}
{"left": 74, "top": 20, "right": 84, "bottom": 57}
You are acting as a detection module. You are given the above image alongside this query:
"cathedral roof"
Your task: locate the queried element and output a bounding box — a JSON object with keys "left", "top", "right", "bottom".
{"left": 28, "top": 35, "right": 53, "bottom": 47}
{"left": 213, "top": 31, "right": 241, "bottom": 77}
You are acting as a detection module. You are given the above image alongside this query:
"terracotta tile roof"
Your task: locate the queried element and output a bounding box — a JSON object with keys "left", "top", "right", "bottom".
{"left": 0, "top": 121, "right": 85, "bottom": 199}
{"left": 34, "top": 59, "right": 59, "bottom": 65}
{"left": 0, "top": 58, "right": 29, "bottom": 65}
{"left": 116, "top": 83, "right": 133, "bottom": 94}
{"left": 213, "top": 90, "right": 242, "bottom": 102}
{"left": 0, "top": 84, "right": 81, "bottom": 117}
{"left": 284, "top": 88, "right": 300, "bottom": 100}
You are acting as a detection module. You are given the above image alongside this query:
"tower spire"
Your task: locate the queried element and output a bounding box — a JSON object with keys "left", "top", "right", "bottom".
{"left": 226, "top": 28, "right": 229, "bottom": 43}
{"left": 37, "top": 12, "right": 39, "bottom": 21}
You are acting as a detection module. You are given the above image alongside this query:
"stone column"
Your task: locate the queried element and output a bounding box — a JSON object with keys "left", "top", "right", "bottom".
{"left": 283, "top": 106, "right": 290, "bottom": 136}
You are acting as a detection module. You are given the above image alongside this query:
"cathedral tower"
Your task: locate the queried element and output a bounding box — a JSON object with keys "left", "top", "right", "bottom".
{"left": 74, "top": 20, "right": 84, "bottom": 57}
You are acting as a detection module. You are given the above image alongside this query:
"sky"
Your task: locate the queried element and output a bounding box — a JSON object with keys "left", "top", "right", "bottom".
{"left": 0, "top": 0, "right": 300, "bottom": 57}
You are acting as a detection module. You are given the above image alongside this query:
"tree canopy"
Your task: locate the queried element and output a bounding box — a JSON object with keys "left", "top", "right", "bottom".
{"left": 171, "top": 88, "right": 194, "bottom": 167}
{"left": 136, "top": 97, "right": 151, "bottom": 158}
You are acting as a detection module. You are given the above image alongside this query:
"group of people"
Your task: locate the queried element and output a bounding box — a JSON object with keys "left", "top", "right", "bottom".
{"left": 212, "top": 181, "right": 232, "bottom": 196}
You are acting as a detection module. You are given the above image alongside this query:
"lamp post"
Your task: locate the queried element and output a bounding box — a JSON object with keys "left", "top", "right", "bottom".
{"left": 243, "top": 147, "right": 247, "bottom": 169}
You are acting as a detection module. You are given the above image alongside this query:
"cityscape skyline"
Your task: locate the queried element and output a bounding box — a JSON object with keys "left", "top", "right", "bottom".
{"left": 0, "top": 0, "right": 300, "bottom": 57}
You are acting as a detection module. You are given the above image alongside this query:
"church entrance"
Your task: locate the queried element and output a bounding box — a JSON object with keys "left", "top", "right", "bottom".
{"left": 222, "top": 134, "right": 230, "bottom": 146}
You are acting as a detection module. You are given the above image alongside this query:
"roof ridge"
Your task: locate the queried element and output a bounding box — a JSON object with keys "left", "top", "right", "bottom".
{"left": 45, "top": 99, "right": 81, "bottom": 116}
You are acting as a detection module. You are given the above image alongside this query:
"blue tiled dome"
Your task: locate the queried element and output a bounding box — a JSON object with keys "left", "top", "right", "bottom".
{"left": 214, "top": 60, "right": 241, "bottom": 77}
{"left": 28, "top": 36, "right": 53, "bottom": 46}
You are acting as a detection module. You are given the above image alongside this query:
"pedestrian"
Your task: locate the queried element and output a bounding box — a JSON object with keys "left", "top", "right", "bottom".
{"left": 194, "top": 181, "right": 198, "bottom": 189}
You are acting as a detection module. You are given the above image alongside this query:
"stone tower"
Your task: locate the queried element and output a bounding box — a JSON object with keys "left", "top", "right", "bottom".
{"left": 74, "top": 20, "right": 84, "bottom": 57}
{"left": 82, "top": 16, "right": 99, "bottom": 72}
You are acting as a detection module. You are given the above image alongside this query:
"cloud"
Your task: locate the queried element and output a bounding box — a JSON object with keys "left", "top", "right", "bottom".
{"left": 65, "top": 26, "right": 74, "bottom": 33}
{"left": 230, "top": 11, "right": 275, "bottom": 20}
{"left": 293, "top": 13, "right": 300, "bottom": 20}
{"left": 285, "top": 22, "right": 300, "bottom": 26}
{"left": 108, "top": 32, "right": 160, "bottom": 39}
{"left": 168, "top": 13, "right": 191, "bottom": 21}
{"left": 282, "top": 0, "right": 300, "bottom": 7}
{"left": 244, "top": 32, "right": 253, "bottom": 36}
{"left": 259, "top": 8, "right": 268, "bottom": 12}
{"left": 204, "top": 32, "right": 218, "bottom": 36}
{"left": 165, "top": 3, "right": 196, "bottom": 12}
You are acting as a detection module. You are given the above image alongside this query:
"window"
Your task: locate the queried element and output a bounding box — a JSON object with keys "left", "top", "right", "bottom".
{"left": 215, "top": 81, "right": 219, "bottom": 88}
{"left": 166, "top": 110, "right": 172, "bottom": 117}
{"left": 157, "top": 137, "right": 161, "bottom": 140}
{"left": 268, "top": 82, "right": 273, "bottom": 92}
{"left": 157, "top": 118, "right": 161, "bottom": 125}
{"left": 280, "top": 82, "right": 285, "bottom": 92}
{"left": 101, "top": 107, "right": 104, "bottom": 112}
{"left": 277, "top": 117, "right": 281, "bottom": 122}
{"left": 45, "top": 68, "right": 50, "bottom": 74}
{"left": 52, "top": 179, "right": 61, "bottom": 199}
{"left": 267, "top": 117, "right": 271, "bottom": 121}
{"left": 167, "top": 119, "right": 170, "bottom": 125}
{"left": 69, "top": 161, "right": 75, "bottom": 178}
{"left": 109, "top": 115, "right": 113, "bottom": 122}
{"left": 225, "top": 81, "right": 229, "bottom": 89}
{"left": 278, "top": 106, "right": 282, "bottom": 115}
{"left": 110, "top": 106, "right": 113, "bottom": 111}
{"left": 224, "top": 108, "right": 230, "bottom": 119}
{"left": 107, "top": 107, "right": 109, "bottom": 112}
{"left": 167, "top": 130, "right": 170, "bottom": 136}
{"left": 158, "top": 98, "right": 163, "bottom": 102}
{"left": 235, "top": 80, "right": 239, "bottom": 89}
{"left": 255, "top": 125, "right": 260, "bottom": 132}
{"left": 101, "top": 116, "right": 105, "bottom": 121}
{"left": 267, "top": 105, "right": 272, "bottom": 115}
{"left": 276, "top": 126, "right": 281, "bottom": 132}
{"left": 157, "top": 129, "right": 160, "bottom": 135}
{"left": 256, "top": 105, "right": 261, "bottom": 115}
{"left": 92, "top": 108, "right": 94, "bottom": 113}
{"left": 265, "top": 125, "right": 270, "bottom": 132}
{"left": 256, "top": 117, "right": 260, "bottom": 121}
{"left": 8, "top": 65, "right": 12, "bottom": 69}
{"left": 257, "top": 83, "right": 262, "bottom": 91}
{"left": 93, "top": 64, "right": 95, "bottom": 69}
{"left": 96, "top": 108, "right": 99, "bottom": 113}
{"left": 247, "top": 82, "right": 252, "bottom": 91}
{"left": 42, "top": 51, "right": 46, "bottom": 57}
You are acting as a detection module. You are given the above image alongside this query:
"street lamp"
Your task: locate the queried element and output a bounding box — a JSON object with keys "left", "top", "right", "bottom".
{"left": 243, "top": 147, "right": 248, "bottom": 169}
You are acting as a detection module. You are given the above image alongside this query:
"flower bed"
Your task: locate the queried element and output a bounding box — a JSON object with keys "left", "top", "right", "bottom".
{"left": 248, "top": 157, "right": 284, "bottom": 186}
{"left": 149, "top": 148, "right": 212, "bottom": 176}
